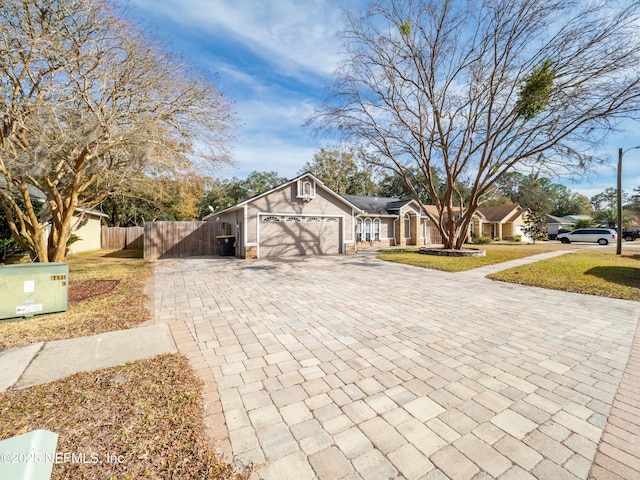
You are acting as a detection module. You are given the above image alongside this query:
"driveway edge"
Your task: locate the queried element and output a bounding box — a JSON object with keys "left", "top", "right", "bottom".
{"left": 589, "top": 309, "right": 640, "bottom": 479}
{"left": 167, "top": 320, "right": 233, "bottom": 461}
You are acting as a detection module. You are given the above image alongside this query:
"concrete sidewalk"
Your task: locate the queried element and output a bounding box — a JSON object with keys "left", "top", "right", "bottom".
{"left": 0, "top": 323, "right": 176, "bottom": 392}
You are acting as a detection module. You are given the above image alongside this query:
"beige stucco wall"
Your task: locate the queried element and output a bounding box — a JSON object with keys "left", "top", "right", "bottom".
{"left": 68, "top": 214, "right": 103, "bottom": 254}
{"left": 355, "top": 217, "right": 395, "bottom": 249}
{"left": 245, "top": 181, "right": 355, "bottom": 247}
{"left": 206, "top": 176, "right": 357, "bottom": 257}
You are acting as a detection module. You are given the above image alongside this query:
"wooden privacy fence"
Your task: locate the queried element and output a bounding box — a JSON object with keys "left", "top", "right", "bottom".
{"left": 143, "top": 221, "right": 228, "bottom": 260}
{"left": 101, "top": 226, "right": 144, "bottom": 250}
{"left": 102, "top": 221, "right": 236, "bottom": 259}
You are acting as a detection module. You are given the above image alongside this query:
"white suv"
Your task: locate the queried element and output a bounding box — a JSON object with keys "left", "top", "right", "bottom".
{"left": 557, "top": 228, "right": 617, "bottom": 245}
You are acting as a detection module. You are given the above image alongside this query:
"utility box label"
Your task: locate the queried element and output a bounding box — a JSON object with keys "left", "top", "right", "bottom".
{"left": 24, "top": 280, "right": 35, "bottom": 293}
{"left": 16, "top": 304, "right": 44, "bottom": 315}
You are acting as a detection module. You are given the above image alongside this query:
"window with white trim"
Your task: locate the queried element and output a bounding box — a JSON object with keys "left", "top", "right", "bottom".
{"left": 356, "top": 219, "right": 362, "bottom": 242}
{"left": 296, "top": 179, "right": 315, "bottom": 199}
{"left": 374, "top": 218, "right": 381, "bottom": 241}
{"left": 364, "top": 218, "right": 372, "bottom": 242}
{"left": 285, "top": 216, "right": 302, "bottom": 222}
{"left": 263, "top": 216, "right": 281, "bottom": 222}
{"left": 404, "top": 214, "right": 411, "bottom": 238}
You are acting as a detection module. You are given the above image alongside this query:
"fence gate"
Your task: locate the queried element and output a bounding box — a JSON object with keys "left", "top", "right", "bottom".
{"left": 429, "top": 226, "right": 443, "bottom": 245}
{"left": 143, "top": 221, "right": 228, "bottom": 260}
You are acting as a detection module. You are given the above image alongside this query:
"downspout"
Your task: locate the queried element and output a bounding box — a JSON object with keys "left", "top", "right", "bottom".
{"left": 392, "top": 219, "right": 397, "bottom": 246}
{"left": 243, "top": 204, "right": 248, "bottom": 257}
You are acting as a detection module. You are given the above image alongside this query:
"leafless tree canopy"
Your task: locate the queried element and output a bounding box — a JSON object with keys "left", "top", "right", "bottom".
{"left": 310, "top": 0, "right": 640, "bottom": 248}
{"left": 0, "top": 0, "right": 235, "bottom": 261}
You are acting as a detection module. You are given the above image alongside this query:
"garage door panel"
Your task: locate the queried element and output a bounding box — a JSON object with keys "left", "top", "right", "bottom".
{"left": 259, "top": 217, "right": 340, "bottom": 257}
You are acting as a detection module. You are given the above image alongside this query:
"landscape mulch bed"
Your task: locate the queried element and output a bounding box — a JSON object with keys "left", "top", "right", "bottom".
{"left": 68, "top": 279, "right": 120, "bottom": 303}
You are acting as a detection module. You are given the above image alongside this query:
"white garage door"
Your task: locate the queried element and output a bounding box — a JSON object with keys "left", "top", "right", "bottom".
{"left": 259, "top": 215, "right": 341, "bottom": 257}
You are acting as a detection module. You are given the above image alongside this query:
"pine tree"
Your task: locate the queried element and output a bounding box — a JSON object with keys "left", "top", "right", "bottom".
{"left": 523, "top": 203, "right": 548, "bottom": 244}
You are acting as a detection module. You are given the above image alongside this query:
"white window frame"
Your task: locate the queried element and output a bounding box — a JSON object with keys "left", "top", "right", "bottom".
{"left": 364, "top": 218, "right": 372, "bottom": 242}
{"left": 296, "top": 179, "right": 316, "bottom": 199}
{"left": 374, "top": 218, "right": 381, "bottom": 242}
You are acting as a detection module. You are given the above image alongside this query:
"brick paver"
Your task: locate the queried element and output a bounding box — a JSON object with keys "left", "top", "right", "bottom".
{"left": 154, "top": 249, "right": 640, "bottom": 479}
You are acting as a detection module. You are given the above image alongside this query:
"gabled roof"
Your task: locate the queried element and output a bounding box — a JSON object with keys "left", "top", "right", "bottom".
{"left": 544, "top": 213, "right": 569, "bottom": 224}
{"left": 203, "top": 172, "right": 364, "bottom": 219}
{"left": 0, "top": 176, "right": 47, "bottom": 202}
{"left": 422, "top": 205, "right": 466, "bottom": 217}
{"left": 341, "top": 195, "right": 415, "bottom": 215}
{"left": 75, "top": 206, "right": 109, "bottom": 218}
{"left": 562, "top": 214, "right": 592, "bottom": 223}
{"left": 477, "top": 205, "right": 523, "bottom": 222}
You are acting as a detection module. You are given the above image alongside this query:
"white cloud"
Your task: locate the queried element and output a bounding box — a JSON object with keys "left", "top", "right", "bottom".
{"left": 130, "top": 0, "right": 355, "bottom": 79}
{"left": 224, "top": 143, "right": 318, "bottom": 180}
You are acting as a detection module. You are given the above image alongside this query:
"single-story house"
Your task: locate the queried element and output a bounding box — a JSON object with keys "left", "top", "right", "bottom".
{"left": 544, "top": 214, "right": 574, "bottom": 239}
{"left": 473, "top": 205, "right": 531, "bottom": 241}
{"left": 1, "top": 177, "right": 106, "bottom": 255}
{"left": 67, "top": 207, "right": 109, "bottom": 254}
{"left": 203, "top": 172, "right": 431, "bottom": 259}
{"left": 342, "top": 195, "right": 430, "bottom": 249}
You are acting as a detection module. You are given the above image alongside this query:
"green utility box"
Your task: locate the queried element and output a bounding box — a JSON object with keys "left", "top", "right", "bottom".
{"left": 0, "top": 263, "right": 68, "bottom": 320}
{"left": 0, "top": 429, "right": 59, "bottom": 479}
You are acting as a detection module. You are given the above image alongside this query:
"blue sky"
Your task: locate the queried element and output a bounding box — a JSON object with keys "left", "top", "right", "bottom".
{"left": 125, "top": 0, "right": 640, "bottom": 200}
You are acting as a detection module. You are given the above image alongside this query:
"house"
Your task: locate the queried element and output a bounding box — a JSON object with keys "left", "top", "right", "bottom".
{"left": 342, "top": 195, "right": 430, "bottom": 249}
{"left": 1, "top": 177, "right": 107, "bottom": 255}
{"left": 203, "top": 172, "right": 431, "bottom": 259}
{"left": 473, "top": 205, "right": 531, "bottom": 241}
{"left": 67, "top": 207, "right": 109, "bottom": 254}
{"left": 544, "top": 213, "right": 574, "bottom": 240}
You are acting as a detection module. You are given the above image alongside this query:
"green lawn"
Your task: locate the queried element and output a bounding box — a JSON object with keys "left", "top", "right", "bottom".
{"left": 377, "top": 243, "right": 573, "bottom": 272}
{"left": 488, "top": 251, "right": 640, "bottom": 301}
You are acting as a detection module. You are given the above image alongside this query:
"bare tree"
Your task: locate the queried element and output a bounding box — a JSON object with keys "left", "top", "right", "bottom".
{"left": 0, "top": 0, "right": 234, "bottom": 261}
{"left": 309, "top": 0, "right": 640, "bottom": 249}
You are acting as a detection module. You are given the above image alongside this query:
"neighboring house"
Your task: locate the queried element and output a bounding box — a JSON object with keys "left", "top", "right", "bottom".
{"left": 544, "top": 214, "right": 574, "bottom": 240}
{"left": 203, "top": 172, "right": 431, "bottom": 259}
{"left": 67, "top": 207, "right": 109, "bottom": 254}
{"left": 1, "top": 177, "right": 106, "bottom": 255}
{"left": 561, "top": 214, "right": 592, "bottom": 224}
{"left": 473, "top": 205, "right": 531, "bottom": 241}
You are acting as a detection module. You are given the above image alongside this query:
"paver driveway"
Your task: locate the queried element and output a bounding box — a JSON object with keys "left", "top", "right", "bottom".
{"left": 153, "top": 252, "right": 640, "bottom": 480}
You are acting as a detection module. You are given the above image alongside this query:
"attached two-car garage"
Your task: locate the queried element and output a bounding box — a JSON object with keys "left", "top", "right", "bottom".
{"left": 258, "top": 214, "right": 342, "bottom": 257}
{"left": 203, "top": 173, "right": 358, "bottom": 259}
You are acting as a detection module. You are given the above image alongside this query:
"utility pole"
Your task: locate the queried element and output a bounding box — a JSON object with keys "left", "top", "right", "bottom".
{"left": 617, "top": 148, "right": 622, "bottom": 255}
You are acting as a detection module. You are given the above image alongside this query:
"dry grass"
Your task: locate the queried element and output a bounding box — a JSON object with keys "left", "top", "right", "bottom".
{"left": 488, "top": 251, "right": 640, "bottom": 301}
{"left": 0, "top": 354, "right": 253, "bottom": 480}
{"left": 377, "top": 242, "right": 574, "bottom": 272}
{"left": 0, "top": 251, "right": 251, "bottom": 478}
{"left": 0, "top": 250, "right": 150, "bottom": 349}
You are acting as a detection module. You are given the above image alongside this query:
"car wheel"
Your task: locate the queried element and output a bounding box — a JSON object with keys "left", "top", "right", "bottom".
{"left": 598, "top": 238, "right": 608, "bottom": 245}
{"left": 625, "top": 235, "right": 634, "bottom": 242}
{"left": 560, "top": 238, "right": 570, "bottom": 244}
